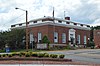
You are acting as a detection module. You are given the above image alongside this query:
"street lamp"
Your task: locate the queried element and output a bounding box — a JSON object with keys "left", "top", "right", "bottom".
{"left": 15, "top": 7, "right": 29, "bottom": 50}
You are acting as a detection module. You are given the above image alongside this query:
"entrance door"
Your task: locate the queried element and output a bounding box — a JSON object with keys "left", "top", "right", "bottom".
{"left": 69, "top": 29, "right": 76, "bottom": 44}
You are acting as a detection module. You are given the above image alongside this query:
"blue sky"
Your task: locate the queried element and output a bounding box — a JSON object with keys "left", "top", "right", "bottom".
{"left": 0, "top": 0, "right": 100, "bottom": 30}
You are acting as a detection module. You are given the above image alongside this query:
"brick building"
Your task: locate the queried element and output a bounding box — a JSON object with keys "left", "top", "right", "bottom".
{"left": 11, "top": 16, "right": 90, "bottom": 47}
{"left": 94, "top": 30, "right": 100, "bottom": 46}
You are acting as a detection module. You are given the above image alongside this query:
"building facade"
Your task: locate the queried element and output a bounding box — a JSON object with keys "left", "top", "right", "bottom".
{"left": 11, "top": 16, "right": 90, "bottom": 47}
{"left": 94, "top": 30, "right": 100, "bottom": 46}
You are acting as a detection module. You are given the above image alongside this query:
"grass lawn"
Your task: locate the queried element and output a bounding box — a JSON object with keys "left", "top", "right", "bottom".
{"left": 0, "top": 49, "right": 47, "bottom": 53}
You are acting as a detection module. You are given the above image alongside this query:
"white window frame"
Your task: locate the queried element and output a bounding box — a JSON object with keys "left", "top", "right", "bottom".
{"left": 54, "top": 32, "right": 58, "bottom": 43}
{"left": 62, "top": 33, "right": 66, "bottom": 43}
{"left": 77, "top": 35, "right": 80, "bottom": 44}
{"left": 84, "top": 35, "right": 87, "bottom": 44}
{"left": 30, "top": 33, "right": 34, "bottom": 43}
{"left": 38, "top": 32, "right": 42, "bottom": 43}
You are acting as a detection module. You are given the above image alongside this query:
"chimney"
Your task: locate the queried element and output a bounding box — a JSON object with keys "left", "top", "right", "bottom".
{"left": 65, "top": 17, "right": 70, "bottom": 20}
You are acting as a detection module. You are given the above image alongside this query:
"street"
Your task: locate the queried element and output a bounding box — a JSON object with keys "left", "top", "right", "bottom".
{"left": 43, "top": 49, "right": 100, "bottom": 64}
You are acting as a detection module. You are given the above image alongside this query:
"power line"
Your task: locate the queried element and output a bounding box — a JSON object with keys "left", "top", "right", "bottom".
{"left": 0, "top": 13, "right": 25, "bottom": 28}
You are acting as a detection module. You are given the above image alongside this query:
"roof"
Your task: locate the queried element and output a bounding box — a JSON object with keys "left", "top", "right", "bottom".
{"left": 11, "top": 16, "right": 90, "bottom": 30}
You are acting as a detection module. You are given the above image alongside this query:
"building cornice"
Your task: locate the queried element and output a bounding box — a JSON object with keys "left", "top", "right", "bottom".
{"left": 11, "top": 16, "right": 90, "bottom": 30}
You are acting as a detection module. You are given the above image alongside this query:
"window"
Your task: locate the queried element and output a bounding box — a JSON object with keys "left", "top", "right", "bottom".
{"left": 62, "top": 33, "right": 66, "bottom": 43}
{"left": 84, "top": 36, "right": 86, "bottom": 44}
{"left": 33, "top": 21, "right": 37, "bottom": 23}
{"left": 38, "top": 32, "right": 42, "bottom": 43}
{"left": 30, "top": 33, "right": 34, "bottom": 43}
{"left": 54, "top": 32, "right": 58, "bottom": 43}
{"left": 58, "top": 20, "right": 62, "bottom": 23}
{"left": 77, "top": 35, "right": 80, "bottom": 44}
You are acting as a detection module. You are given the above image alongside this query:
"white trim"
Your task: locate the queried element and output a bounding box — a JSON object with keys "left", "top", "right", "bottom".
{"left": 30, "top": 33, "right": 34, "bottom": 43}
{"left": 11, "top": 22, "right": 90, "bottom": 30}
{"left": 77, "top": 35, "right": 80, "bottom": 44}
{"left": 69, "top": 29, "right": 76, "bottom": 44}
{"left": 62, "top": 33, "right": 66, "bottom": 43}
{"left": 38, "top": 32, "right": 42, "bottom": 43}
{"left": 11, "top": 17, "right": 90, "bottom": 30}
{"left": 84, "top": 35, "right": 87, "bottom": 44}
{"left": 54, "top": 32, "right": 58, "bottom": 43}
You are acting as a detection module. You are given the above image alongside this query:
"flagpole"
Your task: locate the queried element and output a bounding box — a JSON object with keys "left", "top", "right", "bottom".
{"left": 52, "top": 7, "right": 54, "bottom": 23}
{"left": 53, "top": 7, "right": 55, "bottom": 44}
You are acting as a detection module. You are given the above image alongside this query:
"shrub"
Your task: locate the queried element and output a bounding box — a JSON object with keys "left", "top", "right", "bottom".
{"left": 12, "top": 52, "right": 16, "bottom": 56}
{"left": 25, "top": 53, "right": 30, "bottom": 57}
{"left": 50, "top": 54, "right": 58, "bottom": 58}
{"left": 66, "top": 45, "right": 71, "bottom": 49}
{"left": 6, "top": 54, "right": 9, "bottom": 56}
{"left": 37, "top": 53, "right": 44, "bottom": 57}
{"left": 31, "top": 52, "right": 38, "bottom": 57}
{"left": 29, "top": 51, "right": 33, "bottom": 56}
{"left": 87, "top": 41, "right": 95, "bottom": 47}
{"left": 19, "top": 53, "right": 22, "bottom": 57}
{"left": 20, "top": 52, "right": 26, "bottom": 56}
{"left": 8, "top": 54, "right": 12, "bottom": 57}
{"left": 42, "top": 35, "right": 50, "bottom": 44}
{"left": 12, "top": 52, "right": 20, "bottom": 56}
{"left": 2, "top": 54, "right": 6, "bottom": 57}
{"left": 44, "top": 53, "right": 49, "bottom": 57}
{"left": 0, "top": 54, "right": 2, "bottom": 57}
{"left": 59, "top": 54, "right": 65, "bottom": 59}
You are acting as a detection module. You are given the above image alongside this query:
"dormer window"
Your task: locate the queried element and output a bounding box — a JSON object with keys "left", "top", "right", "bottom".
{"left": 81, "top": 24, "right": 83, "bottom": 26}
{"left": 66, "top": 22, "right": 70, "bottom": 24}
{"left": 11, "top": 25, "right": 15, "bottom": 27}
{"left": 19, "top": 24, "right": 22, "bottom": 26}
{"left": 87, "top": 25, "right": 90, "bottom": 27}
{"left": 58, "top": 20, "right": 62, "bottom": 23}
{"left": 74, "top": 23, "right": 77, "bottom": 25}
{"left": 33, "top": 21, "right": 37, "bottom": 23}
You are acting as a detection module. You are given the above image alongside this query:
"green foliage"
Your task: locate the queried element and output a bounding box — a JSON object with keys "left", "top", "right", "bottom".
{"left": 66, "top": 45, "right": 71, "bottom": 49}
{"left": 94, "top": 26, "right": 100, "bottom": 30}
{"left": 87, "top": 41, "right": 95, "bottom": 47}
{"left": 8, "top": 54, "right": 12, "bottom": 57}
{"left": 0, "top": 29, "right": 25, "bottom": 49}
{"left": 20, "top": 52, "right": 26, "bottom": 56}
{"left": 2, "top": 54, "right": 6, "bottom": 57}
{"left": 0, "top": 54, "right": 2, "bottom": 57}
{"left": 31, "top": 52, "right": 38, "bottom": 57}
{"left": 59, "top": 54, "right": 65, "bottom": 59}
{"left": 37, "top": 53, "right": 44, "bottom": 57}
{"left": 25, "top": 53, "right": 30, "bottom": 57}
{"left": 0, "top": 52, "right": 64, "bottom": 59}
{"left": 42, "top": 35, "right": 50, "bottom": 44}
{"left": 50, "top": 54, "right": 58, "bottom": 58}
{"left": 19, "top": 54, "right": 22, "bottom": 57}
{"left": 44, "top": 53, "right": 49, "bottom": 57}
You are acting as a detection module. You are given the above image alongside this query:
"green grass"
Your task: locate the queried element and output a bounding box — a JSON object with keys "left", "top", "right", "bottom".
{"left": 0, "top": 49, "right": 48, "bottom": 53}
{"left": 0, "top": 50, "right": 5, "bottom": 53}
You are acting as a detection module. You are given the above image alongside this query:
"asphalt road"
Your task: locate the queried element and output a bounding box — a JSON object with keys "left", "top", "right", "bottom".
{"left": 43, "top": 49, "right": 100, "bottom": 64}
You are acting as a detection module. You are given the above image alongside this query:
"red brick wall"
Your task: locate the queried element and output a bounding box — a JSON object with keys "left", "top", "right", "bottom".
{"left": 29, "top": 25, "right": 90, "bottom": 45}
{"left": 75, "top": 29, "right": 90, "bottom": 44}
{"left": 94, "top": 30, "right": 100, "bottom": 46}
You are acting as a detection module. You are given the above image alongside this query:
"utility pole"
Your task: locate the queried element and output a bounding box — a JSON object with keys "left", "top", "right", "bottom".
{"left": 15, "top": 7, "right": 29, "bottom": 50}
{"left": 26, "top": 10, "right": 28, "bottom": 50}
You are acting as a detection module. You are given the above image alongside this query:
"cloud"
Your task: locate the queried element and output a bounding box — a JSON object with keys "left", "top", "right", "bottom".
{"left": 90, "top": 18, "right": 100, "bottom": 26}
{"left": 0, "top": 0, "right": 100, "bottom": 31}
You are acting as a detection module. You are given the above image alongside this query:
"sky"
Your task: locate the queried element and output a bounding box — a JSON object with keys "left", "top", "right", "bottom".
{"left": 0, "top": 0, "right": 100, "bottom": 31}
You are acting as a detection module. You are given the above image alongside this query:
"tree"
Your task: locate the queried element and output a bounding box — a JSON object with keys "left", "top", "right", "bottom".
{"left": 42, "top": 35, "right": 50, "bottom": 50}
{"left": 0, "top": 29, "right": 25, "bottom": 50}
{"left": 94, "top": 26, "right": 100, "bottom": 30}
{"left": 42, "top": 35, "right": 50, "bottom": 44}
